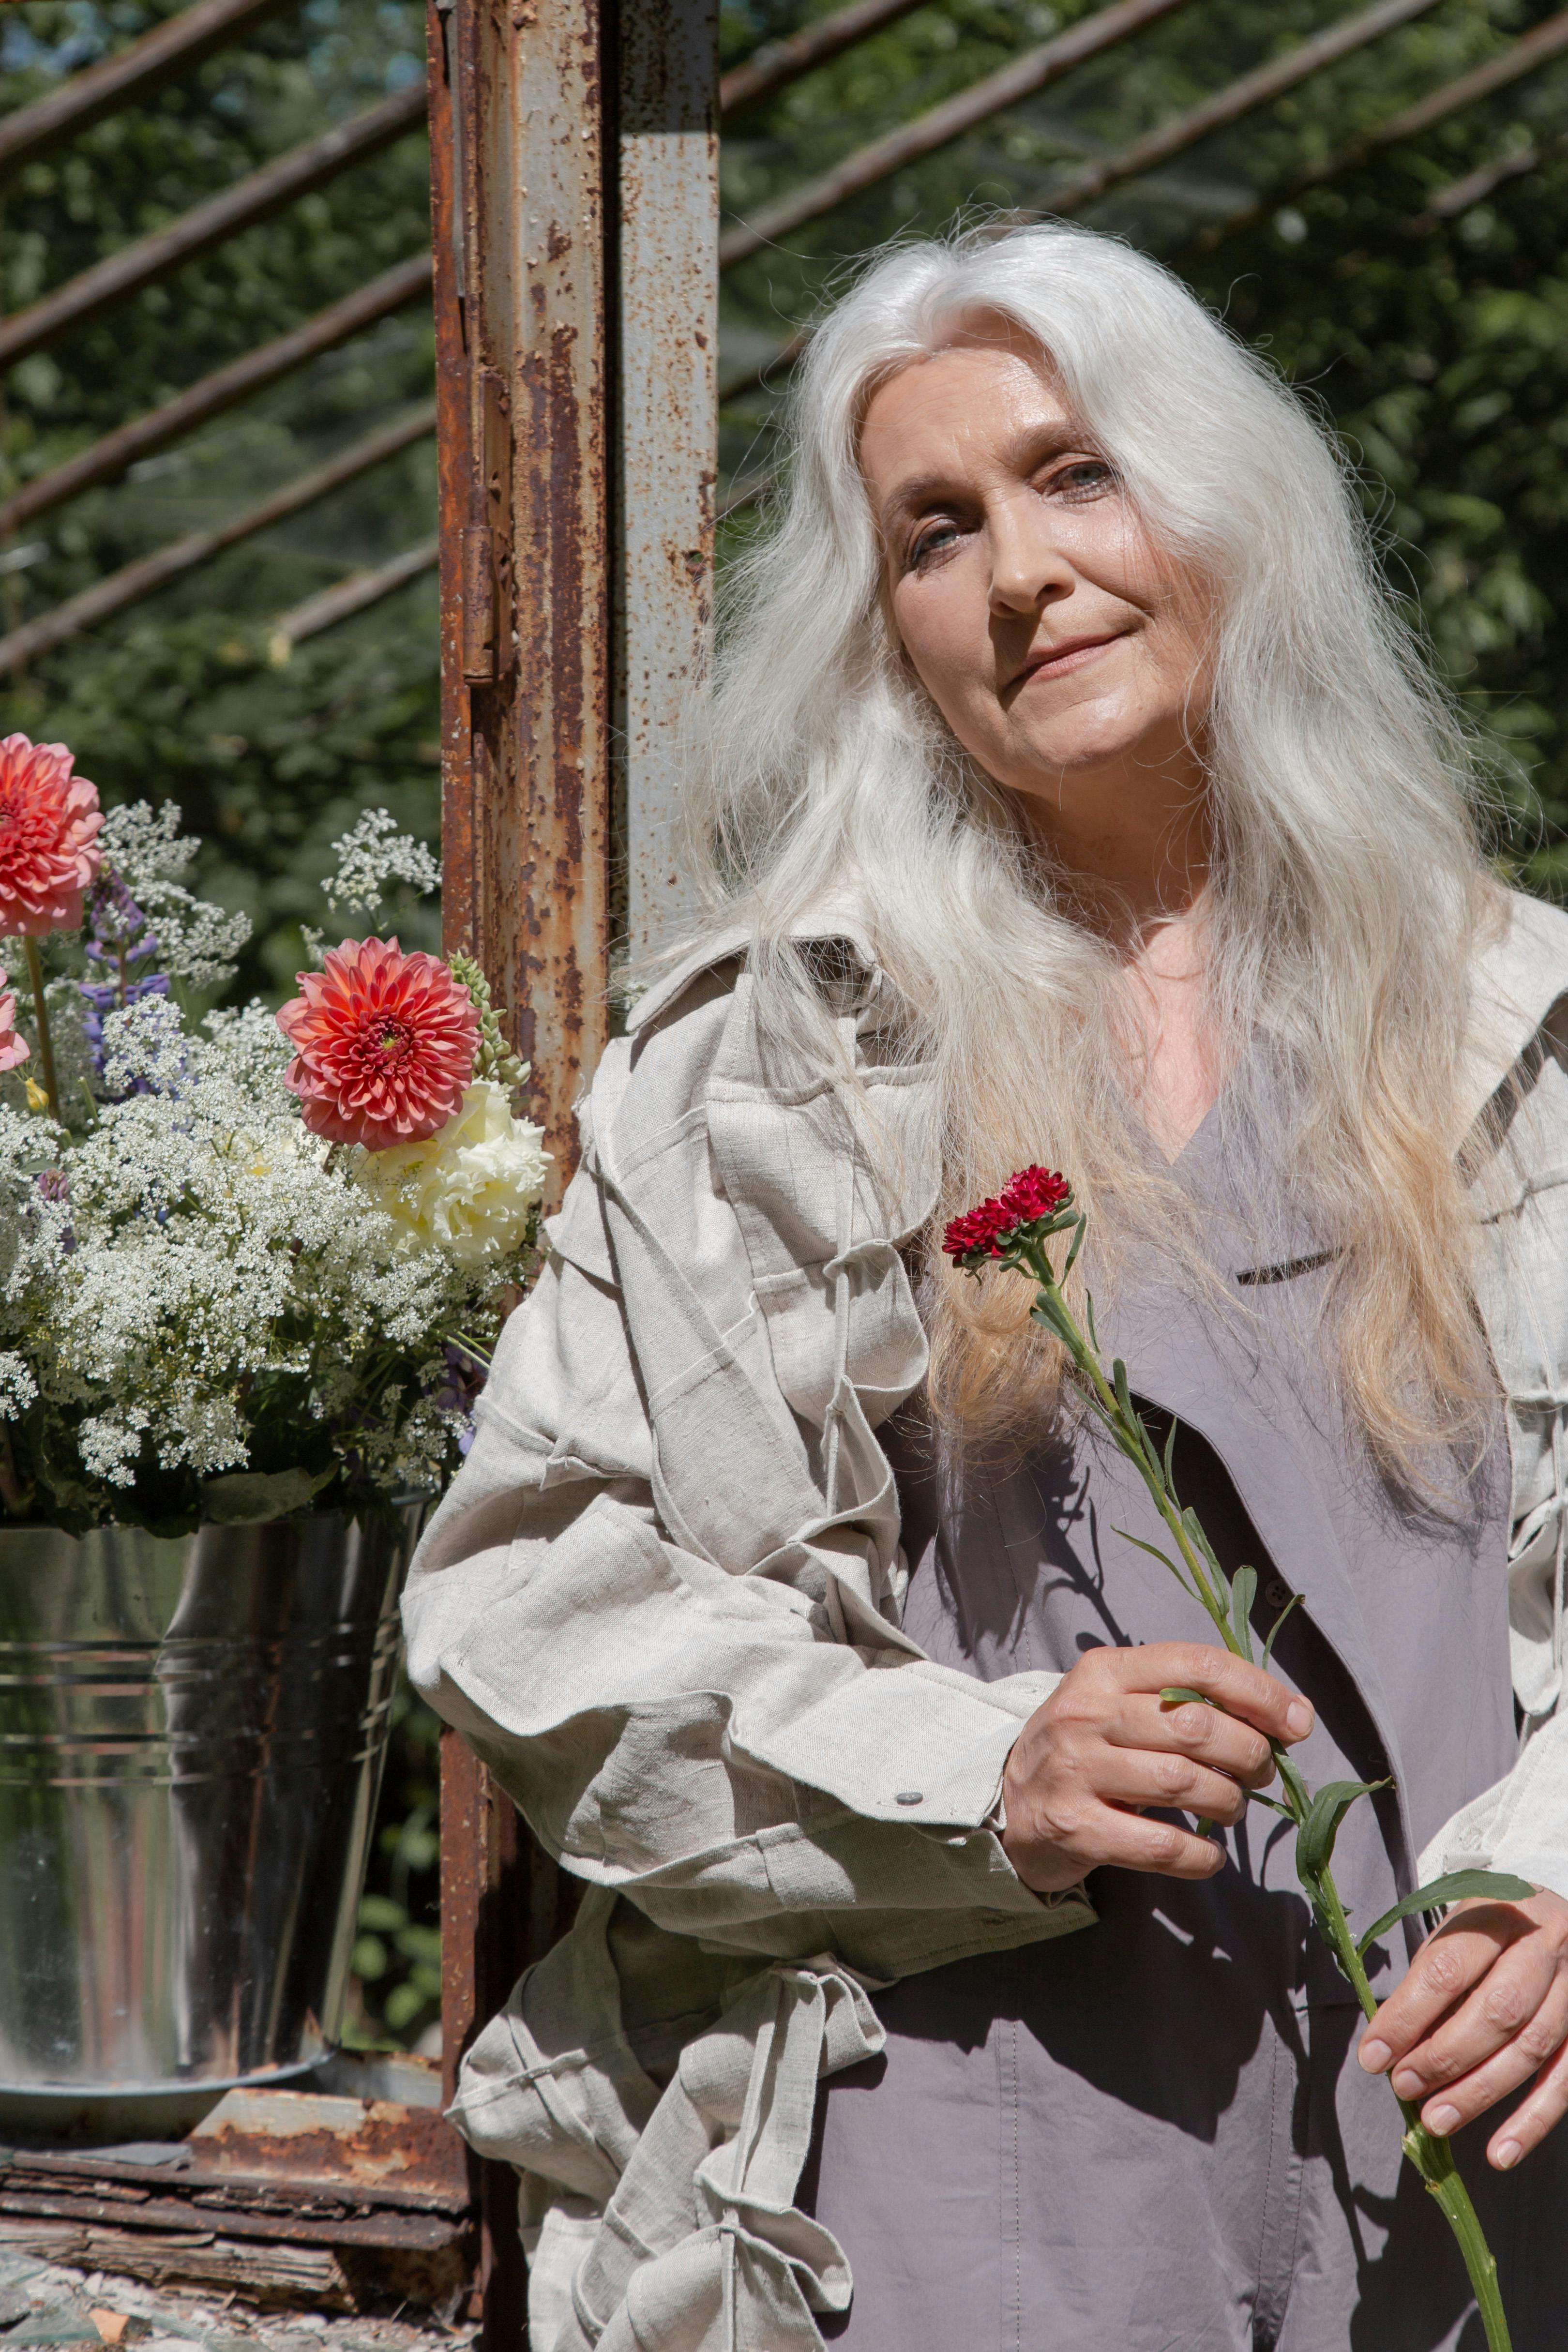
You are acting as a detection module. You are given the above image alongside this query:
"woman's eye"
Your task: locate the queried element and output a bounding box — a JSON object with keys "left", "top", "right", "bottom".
{"left": 1053, "top": 459, "right": 1114, "bottom": 499}
{"left": 908, "top": 521, "right": 960, "bottom": 569}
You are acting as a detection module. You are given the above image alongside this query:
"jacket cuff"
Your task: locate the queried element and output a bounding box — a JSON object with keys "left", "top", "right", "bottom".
{"left": 736, "top": 1661, "right": 1060, "bottom": 1829}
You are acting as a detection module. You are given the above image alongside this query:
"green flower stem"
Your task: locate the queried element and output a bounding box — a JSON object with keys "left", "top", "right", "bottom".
{"left": 1006, "top": 1228, "right": 1514, "bottom": 2352}
{"left": 22, "top": 938, "right": 59, "bottom": 1126}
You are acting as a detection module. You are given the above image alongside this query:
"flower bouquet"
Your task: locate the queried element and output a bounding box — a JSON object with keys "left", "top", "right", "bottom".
{"left": 945, "top": 1168, "right": 1534, "bottom": 2352}
{"left": 0, "top": 732, "right": 547, "bottom": 1536}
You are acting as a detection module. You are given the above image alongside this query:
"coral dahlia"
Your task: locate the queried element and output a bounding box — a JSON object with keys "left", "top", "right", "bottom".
{"left": 277, "top": 937, "right": 480, "bottom": 1152}
{"left": 0, "top": 735, "right": 104, "bottom": 936}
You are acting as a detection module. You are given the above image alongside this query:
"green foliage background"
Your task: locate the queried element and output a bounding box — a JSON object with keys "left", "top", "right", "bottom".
{"left": 6, "top": 0, "right": 1568, "bottom": 2042}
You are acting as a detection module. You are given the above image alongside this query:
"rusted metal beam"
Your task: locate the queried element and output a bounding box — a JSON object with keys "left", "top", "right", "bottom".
{"left": 0, "top": 0, "right": 295, "bottom": 180}
{"left": 0, "top": 84, "right": 428, "bottom": 373}
{"left": 434, "top": 0, "right": 611, "bottom": 1185}
{"left": 267, "top": 531, "right": 437, "bottom": 653}
{"left": 719, "top": 0, "right": 928, "bottom": 120}
{"left": 0, "top": 403, "right": 436, "bottom": 673}
{"left": 1196, "top": 7, "right": 1568, "bottom": 246}
{"left": 720, "top": 0, "right": 1194, "bottom": 268}
{"left": 619, "top": 0, "right": 718, "bottom": 956}
{"left": 0, "top": 250, "right": 432, "bottom": 539}
{"left": 1040, "top": 0, "right": 1442, "bottom": 218}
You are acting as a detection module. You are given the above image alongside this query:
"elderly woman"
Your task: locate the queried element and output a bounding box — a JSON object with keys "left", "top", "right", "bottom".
{"left": 404, "top": 224, "right": 1568, "bottom": 2352}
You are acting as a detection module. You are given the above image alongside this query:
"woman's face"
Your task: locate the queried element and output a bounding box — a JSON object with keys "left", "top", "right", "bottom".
{"left": 858, "top": 325, "right": 1213, "bottom": 861}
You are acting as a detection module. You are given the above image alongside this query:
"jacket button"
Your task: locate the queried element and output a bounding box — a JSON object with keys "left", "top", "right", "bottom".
{"left": 895, "top": 1791, "right": 923, "bottom": 1806}
{"left": 1265, "top": 1579, "right": 1293, "bottom": 1609}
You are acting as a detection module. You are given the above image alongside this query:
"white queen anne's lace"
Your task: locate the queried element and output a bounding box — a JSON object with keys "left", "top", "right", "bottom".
{"left": 0, "top": 980, "right": 544, "bottom": 1523}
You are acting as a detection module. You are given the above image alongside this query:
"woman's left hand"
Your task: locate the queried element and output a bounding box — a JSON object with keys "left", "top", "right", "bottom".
{"left": 1358, "top": 1889, "right": 1568, "bottom": 2170}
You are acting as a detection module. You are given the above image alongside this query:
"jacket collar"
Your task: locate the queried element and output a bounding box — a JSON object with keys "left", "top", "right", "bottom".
{"left": 626, "top": 902, "right": 883, "bottom": 1038}
{"left": 629, "top": 884, "right": 1568, "bottom": 1132}
{"left": 1461, "top": 887, "right": 1568, "bottom": 1137}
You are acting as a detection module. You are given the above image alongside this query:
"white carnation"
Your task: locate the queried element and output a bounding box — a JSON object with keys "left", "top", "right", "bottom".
{"left": 358, "top": 1082, "right": 548, "bottom": 1265}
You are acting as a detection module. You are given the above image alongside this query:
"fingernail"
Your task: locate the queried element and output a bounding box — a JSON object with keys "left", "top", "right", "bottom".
{"left": 1426, "top": 2104, "right": 1460, "bottom": 2135}
{"left": 1359, "top": 2037, "right": 1391, "bottom": 2073}
{"left": 1392, "top": 2067, "right": 1423, "bottom": 2099}
{"left": 1286, "top": 1700, "right": 1313, "bottom": 1738}
{"left": 1493, "top": 2140, "right": 1522, "bottom": 2171}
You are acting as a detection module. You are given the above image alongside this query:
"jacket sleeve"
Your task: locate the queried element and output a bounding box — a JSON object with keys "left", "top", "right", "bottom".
{"left": 1420, "top": 1005, "right": 1568, "bottom": 1903}
{"left": 402, "top": 992, "right": 1090, "bottom": 1972}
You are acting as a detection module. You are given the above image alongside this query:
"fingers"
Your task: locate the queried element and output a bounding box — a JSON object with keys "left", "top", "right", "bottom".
{"left": 1115, "top": 1691, "right": 1276, "bottom": 1791}
{"left": 1359, "top": 1910, "right": 1524, "bottom": 2082}
{"left": 1100, "top": 1642, "right": 1313, "bottom": 1747}
{"left": 1372, "top": 1919, "right": 1561, "bottom": 2107}
{"left": 1092, "top": 1742, "right": 1253, "bottom": 1828}
{"left": 1008, "top": 1797, "right": 1224, "bottom": 1892}
{"left": 1490, "top": 2031, "right": 1568, "bottom": 2171}
{"left": 1399, "top": 1976, "right": 1568, "bottom": 2141}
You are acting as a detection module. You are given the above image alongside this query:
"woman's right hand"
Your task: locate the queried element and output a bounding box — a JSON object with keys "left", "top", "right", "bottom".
{"left": 999, "top": 1642, "right": 1315, "bottom": 1895}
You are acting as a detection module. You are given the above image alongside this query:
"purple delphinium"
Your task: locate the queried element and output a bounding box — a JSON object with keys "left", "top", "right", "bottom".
{"left": 79, "top": 871, "right": 169, "bottom": 1089}
{"left": 432, "top": 1340, "right": 487, "bottom": 1456}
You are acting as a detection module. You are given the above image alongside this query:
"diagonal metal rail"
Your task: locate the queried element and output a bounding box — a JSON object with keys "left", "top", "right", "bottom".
{"left": 719, "top": 0, "right": 1196, "bottom": 267}
{"left": 0, "top": 0, "right": 296, "bottom": 179}
{"left": 720, "top": 0, "right": 932, "bottom": 119}
{"left": 1197, "top": 6, "right": 1568, "bottom": 245}
{"left": 1414, "top": 123, "right": 1568, "bottom": 225}
{"left": 0, "top": 251, "right": 433, "bottom": 540}
{"left": 1037, "top": 0, "right": 1441, "bottom": 217}
{"left": 268, "top": 532, "right": 438, "bottom": 657}
{"left": 0, "top": 83, "right": 429, "bottom": 373}
{"left": 0, "top": 403, "right": 436, "bottom": 674}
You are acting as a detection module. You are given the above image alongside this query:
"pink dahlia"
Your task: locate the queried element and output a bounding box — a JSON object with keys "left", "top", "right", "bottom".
{"left": 0, "top": 974, "right": 30, "bottom": 1074}
{"left": 277, "top": 937, "right": 479, "bottom": 1152}
{"left": 0, "top": 735, "right": 104, "bottom": 936}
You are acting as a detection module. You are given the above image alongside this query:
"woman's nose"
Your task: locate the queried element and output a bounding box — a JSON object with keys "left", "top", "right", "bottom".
{"left": 988, "top": 495, "right": 1073, "bottom": 616}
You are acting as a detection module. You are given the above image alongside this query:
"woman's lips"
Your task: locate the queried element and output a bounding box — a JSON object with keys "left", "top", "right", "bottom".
{"left": 1013, "top": 631, "right": 1124, "bottom": 685}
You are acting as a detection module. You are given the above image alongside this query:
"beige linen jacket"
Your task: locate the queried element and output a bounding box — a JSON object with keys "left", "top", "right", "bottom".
{"left": 403, "top": 885, "right": 1568, "bottom": 2352}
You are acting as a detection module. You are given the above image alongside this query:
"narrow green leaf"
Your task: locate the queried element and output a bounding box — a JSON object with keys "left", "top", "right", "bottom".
{"left": 1296, "top": 1777, "right": 1391, "bottom": 1886}
{"left": 1244, "top": 1788, "right": 1296, "bottom": 1819}
{"left": 1113, "top": 1357, "right": 1134, "bottom": 1422}
{"left": 1354, "top": 1870, "right": 1538, "bottom": 1960}
{"left": 1158, "top": 1686, "right": 1213, "bottom": 1709}
{"left": 1162, "top": 1413, "right": 1179, "bottom": 1494}
{"left": 1230, "top": 1564, "right": 1257, "bottom": 1666}
{"left": 1262, "top": 1592, "right": 1301, "bottom": 1670}
{"left": 1085, "top": 1293, "right": 1101, "bottom": 1351}
{"left": 1182, "top": 1506, "right": 1223, "bottom": 1575}
{"left": 1063, "top": 1214, "right": 1086, "bottom": 1279}
{"left": 1111, "top": 1524, "right": 1190, "bottom": 1583}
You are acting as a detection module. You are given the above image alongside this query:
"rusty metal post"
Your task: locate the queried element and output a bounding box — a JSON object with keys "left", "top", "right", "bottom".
{"left": 617, "top": 0, "right": 718, "bottom": 958}
{"left": 428, "top": 0, "right": 653, "bottom": 2339}
{"left": 433, "top": 0, "right": 612, "bottom": 1182}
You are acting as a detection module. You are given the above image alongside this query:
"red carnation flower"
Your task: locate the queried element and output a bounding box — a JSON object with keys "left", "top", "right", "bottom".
{"left": 0, "top": 734, "right": 104, "bottom": 937}
{"left": 277, "top": 937, "right": 480, "bottom": 1152}
{"left": 999, "top": 1165, "right": 1070, "bottom": 1223}
{"left": 942, "top": 1165, "right": 1073, "bottom": 1264}
{"left": 941, "top": 1197, "right": 1017, "bottom": 1261}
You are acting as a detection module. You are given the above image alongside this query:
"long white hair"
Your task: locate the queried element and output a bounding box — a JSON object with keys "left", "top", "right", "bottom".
{"left": 678, "top": 221, "right": 1503, "bottom": 1472}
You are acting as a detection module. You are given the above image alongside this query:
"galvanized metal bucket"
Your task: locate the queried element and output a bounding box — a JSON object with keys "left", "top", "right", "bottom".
{"left": 0, "top": 1505, "right": 422, "bottom": 2095}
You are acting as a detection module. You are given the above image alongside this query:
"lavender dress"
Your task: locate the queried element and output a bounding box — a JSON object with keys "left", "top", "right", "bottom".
{"left": 801, "top": 1102, "right": 1563, "bottom": 2351}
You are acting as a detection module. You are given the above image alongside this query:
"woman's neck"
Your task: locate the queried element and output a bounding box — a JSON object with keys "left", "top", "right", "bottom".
{"left": 1022, "top": 769, "right": 1220, "bottom": 1158}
